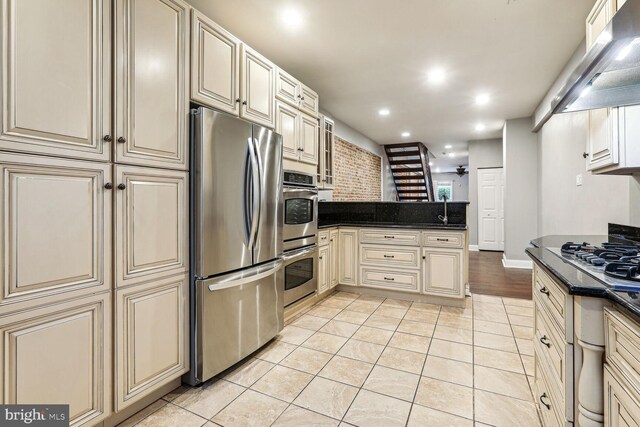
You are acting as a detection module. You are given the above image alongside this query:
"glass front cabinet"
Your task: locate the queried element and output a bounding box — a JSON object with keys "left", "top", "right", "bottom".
{"left": 318, "top": 115, "right": 335, "bottom": 189}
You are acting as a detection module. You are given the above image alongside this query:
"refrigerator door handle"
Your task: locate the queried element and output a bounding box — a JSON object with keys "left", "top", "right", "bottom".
{"left": 247, "top": 137, "right": 260, "bottom": 249}
{"left": 206, "top": 259, "right": 283, "bottom": 291}
{"left": 252, "top": 137, "right": 263, "bottom": 243}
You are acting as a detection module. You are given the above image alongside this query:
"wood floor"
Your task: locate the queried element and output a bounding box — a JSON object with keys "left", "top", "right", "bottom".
{"left": 469, "top": 250, "right": 532, "bottom": 300}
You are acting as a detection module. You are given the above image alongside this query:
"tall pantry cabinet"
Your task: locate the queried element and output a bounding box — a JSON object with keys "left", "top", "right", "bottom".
{"left": 0, "top": 0, "right": 190, "bottom": 425}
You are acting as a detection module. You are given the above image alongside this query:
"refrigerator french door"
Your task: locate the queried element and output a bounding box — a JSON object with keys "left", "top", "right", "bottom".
{"left": 188, "top": 107, "right": 284, "bottom": 385}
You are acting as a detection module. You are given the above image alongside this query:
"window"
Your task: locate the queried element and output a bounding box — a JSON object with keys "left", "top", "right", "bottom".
{"left": 436, "top": 181, "right": 453, "bottom": 201}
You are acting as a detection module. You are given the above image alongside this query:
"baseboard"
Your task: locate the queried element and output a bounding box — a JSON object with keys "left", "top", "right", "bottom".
{"left": 469, "top": 245, "right": 479, "bottom": 252}
{"left": 502, "top": 254, "right": 533, "bottom": 269}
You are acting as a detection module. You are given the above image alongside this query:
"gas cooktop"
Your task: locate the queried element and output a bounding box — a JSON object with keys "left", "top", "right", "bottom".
{"left": 547, "top": 241, "right": 640, "bottom": 291}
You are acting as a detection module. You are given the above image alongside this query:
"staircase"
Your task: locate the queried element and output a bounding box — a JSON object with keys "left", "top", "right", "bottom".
{"left": 384, "top": 142, "right": 436, "bottom": 201}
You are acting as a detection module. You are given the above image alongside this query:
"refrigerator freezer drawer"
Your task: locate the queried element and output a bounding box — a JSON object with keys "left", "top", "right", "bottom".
{"left": 192, "top": 260, "right": 284, "bottom": 383}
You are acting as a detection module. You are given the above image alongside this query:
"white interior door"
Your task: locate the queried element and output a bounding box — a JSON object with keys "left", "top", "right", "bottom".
{"left": 477, "top": 167, "right": 504, "bottom": 251}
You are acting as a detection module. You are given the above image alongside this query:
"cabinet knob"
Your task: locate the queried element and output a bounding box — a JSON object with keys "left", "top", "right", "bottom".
{"left": 582, "top": 152, "right": 589, "bottom": 158}
{"left": 539, "top": 286, "right": 550, "bottom": 295}
{"left": 539, "top": 393, "right": 551, "bottom": 410}
{"left": 117, "top": 136, "right": 126, "bottom": 144}
{"left": 236, "top": 98, "right": 240, "bottom": 103}
{"left": 104, "top": 183, "right": 113, "bottom": 189}
{"left": 242, "top": 100, "right": 247, "bottom": 105}
{"left": 103, "top": 135, "right": 113, "bottom": 142}
{"left": 117, "top": 183, "right": 126, "bottom": 190}
{"left": 540, "top": 335, "right": 551, "bottom": 348}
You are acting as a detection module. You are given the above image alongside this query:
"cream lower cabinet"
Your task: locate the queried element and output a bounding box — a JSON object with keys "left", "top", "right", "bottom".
{"left": 0, "top": 0, "right": 112, "bottom": 162}
{"left": 115, "top": 165, "right": 188, "bottom": 288}
{"left": 604, "top": 366, "right": 640, "bottom": 427}
{"left": 114, "top": 0, "right": 190, "bottom": 170}
{"left": 0, "top": 292, "right": 112, "bottom": 426}
{"left": 329, "top": 230, "right": 339, "bottom": 288}
{"left": 0, "top": 153, "right": 112, "bottom": 313}
{"left": 422, "top": 248, "right": 464, "bottom": 298}
{"left": 318, "top": 245, "right": 330, "bottom": 294}
{"left": 115, "top": 274, "right": 188, "bottom": 411}
{"left": 339, "top": 229, "right": 358, "bottom": 286}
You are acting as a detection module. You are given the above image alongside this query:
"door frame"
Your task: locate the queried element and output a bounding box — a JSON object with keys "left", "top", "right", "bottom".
{"left": 477, "top": 167, "right": 504, "bottom": 251}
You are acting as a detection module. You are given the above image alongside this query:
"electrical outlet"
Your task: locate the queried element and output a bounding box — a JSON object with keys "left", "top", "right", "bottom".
{"left": 576, "top": 174, "right": 583, "bottom": 186}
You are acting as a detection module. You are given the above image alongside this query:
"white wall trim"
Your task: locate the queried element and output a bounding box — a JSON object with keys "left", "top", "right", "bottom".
{"left": 502, "top": 253, "right": 533, "bottom": 269}
{"left": 469, "top": 245, "right": 479, "bottom": 252}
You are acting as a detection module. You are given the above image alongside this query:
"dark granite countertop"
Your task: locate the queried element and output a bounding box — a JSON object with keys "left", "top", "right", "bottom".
{"left": 318, "top": 221, "right": 467, "bottom": 230}
{"left": 527, "top": 235, "right": 640, "bottom": 322}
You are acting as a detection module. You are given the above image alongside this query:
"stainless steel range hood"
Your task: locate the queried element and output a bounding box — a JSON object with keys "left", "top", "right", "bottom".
{"left": 551, "top": 0, "right": 640, "bottom": 114}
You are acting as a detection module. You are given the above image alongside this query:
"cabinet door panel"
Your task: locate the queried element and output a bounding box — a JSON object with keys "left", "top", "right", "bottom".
{"left": 604, "top": 366, "right": 640, "bottom": 427}
{"left": 299, "top": 83, "right": 319, "bottom": 118}
{"left": 330, "top": 230, "right": 339, "bottom": 287}
{"left": 318, "top": 246, "right": 329, "bottom": 293}
{"left": 191, "top": 10, "right": 240, "bottom": 114}
{"left": 0, "top": 293, "right": 111, "bottom": 426}
{"left": 423, "top": 248, "right": 463, "bottom": 298}
{"left": 115, "top": 0, "right": 189, "bottom": 170}
{"left": 0, "top": 0, "right": 111, "bottom": 161}
{"left": 276, "top": 101, "right": 299, "bottom": 160}
{"left": 115, "top": 166, "right": 188, "bottom": 287}
{"left": 339, "top": 229, "right": 358, "bottom": 286}
{"left": 115, "top": 274, "right": 188, "bottom": 410}
{"left": 299, "top": 113, "right": 319, "bottom": 165}
{"left": 275, "top": 67, "right": 299, "bottom": 108}
{"left": 587, "top": 107, "right": 619, "bottom": 170}
{"left": 240, "top": 45, "right": 275, "bottom": 128}
{"left": 0, "top": 154, "right": 111, "bottom": 312}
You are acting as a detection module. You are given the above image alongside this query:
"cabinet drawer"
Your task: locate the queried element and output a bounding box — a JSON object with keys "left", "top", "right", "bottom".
{"left": 604, "top": 364, "right": 640, "bottom": 427}
{"left": 534, "top": 356, "right": 564, "bottom": 427}
{"left": 359, "top": 229, "right": 420, "bottom": 246}
{"left": 318, "top": 230, "right": 330, "bottom": 246}
{"left": 605, "top": 307, "right": 640, "bottom": 396}
{"left": 360, "top": 267, "right": 419, "bottom": 293}
{"left": 422, "top": 231, "right": 464, "bottom": 248}
{"left": 534, "top": 265, "right": 573, "bottom": 342}
{"left": 360, "top": 244, "right": 420, "bottom": 269}
{"left": 534, "top": 296, "right": 573, "bottom": 421}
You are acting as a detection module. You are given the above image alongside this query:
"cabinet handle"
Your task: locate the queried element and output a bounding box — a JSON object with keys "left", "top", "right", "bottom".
{"left": 539, "top": 393, "right": 551, "bottom": 410}
{"left": 319, "top": 256, "right": 323, "bottom": 260}
{"left": 242, "top": 100, "right": 247, "bottom": 105}
{"left": 384, "top": 235, "right": 395, "bottom": 239}
{"left": 582, "top": 152, "right": 589, "bottom": 158}
{"left": 236, "top": 98, "right": 240, "bottom": 103}
{"left": 103, "top": 135, "right": 113, "bottom": 142}
{"left": 540, "top": 335, "right": 551, "bottom": 348}
{"left": 539, "top": 286, "right": 550, "bottom": 295}
{"left": 383, "top": 255, "right": 395, "bottom": 258}
{"left": 436, "top": 238, "right": 450, "bottom": 242}
{"left": 330, "top": 239, "right": 334, "bottom": 242}
{"left": 383, "top": 277, "right": 395, "bottom": 281}
{"left": 301, "top": 96, "right": 305, "bottom": 101}
{"left": 117, "top": 136, "right": 126, "bottom": 144}
{"left": 104, "top": 183, "right": 113, "bottom": 190}
{"left": 117, "top": 183, "right": 126, "bottom": 190}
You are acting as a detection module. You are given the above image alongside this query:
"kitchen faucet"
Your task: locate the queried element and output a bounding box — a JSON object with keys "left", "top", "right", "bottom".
{"left": 438, "top": 194, "right": 448, "bottom": 225}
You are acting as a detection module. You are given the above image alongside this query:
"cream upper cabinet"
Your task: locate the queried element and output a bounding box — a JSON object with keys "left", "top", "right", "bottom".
{"left": 0, "top": 0, "right": 111, "bottom": 161}
{"left": 299, "top": 83, "right": 320, "bottom": 117}
{"left": 318, "top": 246, "right": 329, "bottom": 294}
{"left": 276, "top": 101, "right": 300, "bottom": 160}
{"left": 299, "top": 112, "right": 319, "bottom": 165}
{"left": 275, "top": 67, "right": 300, "bottom": 107}
{"left": 191, "top": 9, "right": 240, "bottom": 115}
{"left": 240, "top": 44, "right": 275, "bottom": 128}
{"left": 0, "top": 153, "right": 112, "bottom": 313}
{"left": 115, "top": 165, "right": 188, "bottom": 287}
{"left": 0, "top": 292, "right": 111, "bottom": 426}
{"left": 318, "top": 115, "right": 335, "bottom": 189}
{"left": 115, "top": 0, "right": 189, "bottom": 170}
{"left": 339, "top": 229, "right": 358, "bottom": 286}
{"left": 585, "top": 0, "right": 620, "bottom": 172}
{"left": 115, "top": 274, "right": 188, "bottom": 411}
{"left": 330, "top": 230, "right": 339, "bottom": 288}
{"left": 422, "top": 247, "right": 464, "bottom": 298}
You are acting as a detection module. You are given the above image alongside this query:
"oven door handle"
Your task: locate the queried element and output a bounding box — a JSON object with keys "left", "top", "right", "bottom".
{"left": 247, "top": 137, "right": 261, "bottom": 249}
{"left": 283, "top": 187, "right": 318, "bottom": 194}
{"left": 283, "top": 246, "right": 317, "bottom": 262}
{"left": 206, "top": 259, "right": 283, "bottom": 292}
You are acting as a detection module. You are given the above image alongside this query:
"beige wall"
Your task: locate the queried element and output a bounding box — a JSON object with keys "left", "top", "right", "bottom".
{"left": 333, "top": 137, "right": 382, "bottom": 201}
{"left": 468, "top": 138, "right": 503, "bottom": 246}
{"left": 537, "top": 111, "right": 640, "bottom": 235}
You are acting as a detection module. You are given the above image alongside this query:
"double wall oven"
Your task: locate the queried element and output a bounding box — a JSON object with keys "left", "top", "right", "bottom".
{"left": 283, "top": 171, "right": 318, "bottom": 306}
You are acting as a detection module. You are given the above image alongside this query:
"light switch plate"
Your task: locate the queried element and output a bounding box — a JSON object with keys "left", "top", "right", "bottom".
{"left": 576, "top": 174, "right": 583, "bottom": 186}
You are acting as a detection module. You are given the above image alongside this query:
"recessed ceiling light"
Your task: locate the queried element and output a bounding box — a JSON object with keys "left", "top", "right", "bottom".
{"left": 435, "top": 167, "right": 441, "bottom": 173}
{"left": 448, "top": 153, "right": 455, "bottom": 158}
{"left": 475, "top": 123, "right": 486, "bottom": 131}
{"left": 429, "top": 161, "right": 433, "bottom": 166}
{"left": 476, "top": 93, "right": 490, "bottom": 105}
{"left": 378, "top": 108, "right": 390, "bottom": 116}
{"left": 280, "top": 8, "right": 304, "bottom": 30}
{"left": 427, "top": 68, "right": 446, "bottom": 85}
{"left": 401, "top": 131, "right": 411, "bottom": 137}
{"left": 444, "top": 144, "right": 452, "bottom": 149}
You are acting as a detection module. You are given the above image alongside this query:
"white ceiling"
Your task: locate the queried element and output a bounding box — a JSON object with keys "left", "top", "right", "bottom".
{"left": 187, "top": 0, "right": 594, "bottom": 171}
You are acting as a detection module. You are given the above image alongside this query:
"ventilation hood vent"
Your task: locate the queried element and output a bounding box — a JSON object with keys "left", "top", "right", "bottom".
{"left": 552, "top": 0, "right": 640, "bottom": 114}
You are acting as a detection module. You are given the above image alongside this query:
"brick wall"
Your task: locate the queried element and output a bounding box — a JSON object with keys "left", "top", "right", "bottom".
{"left": 333, "top": 136, "right": 382, "bottom": 201}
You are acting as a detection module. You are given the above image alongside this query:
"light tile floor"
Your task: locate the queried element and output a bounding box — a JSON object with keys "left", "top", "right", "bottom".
{"left": 119, "top": 292, "right": 540, "bottom": 427}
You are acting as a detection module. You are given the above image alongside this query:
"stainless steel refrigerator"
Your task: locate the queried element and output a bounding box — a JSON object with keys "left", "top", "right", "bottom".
{"left": 187, "top": 107, "right": 284, "bottom": 385}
